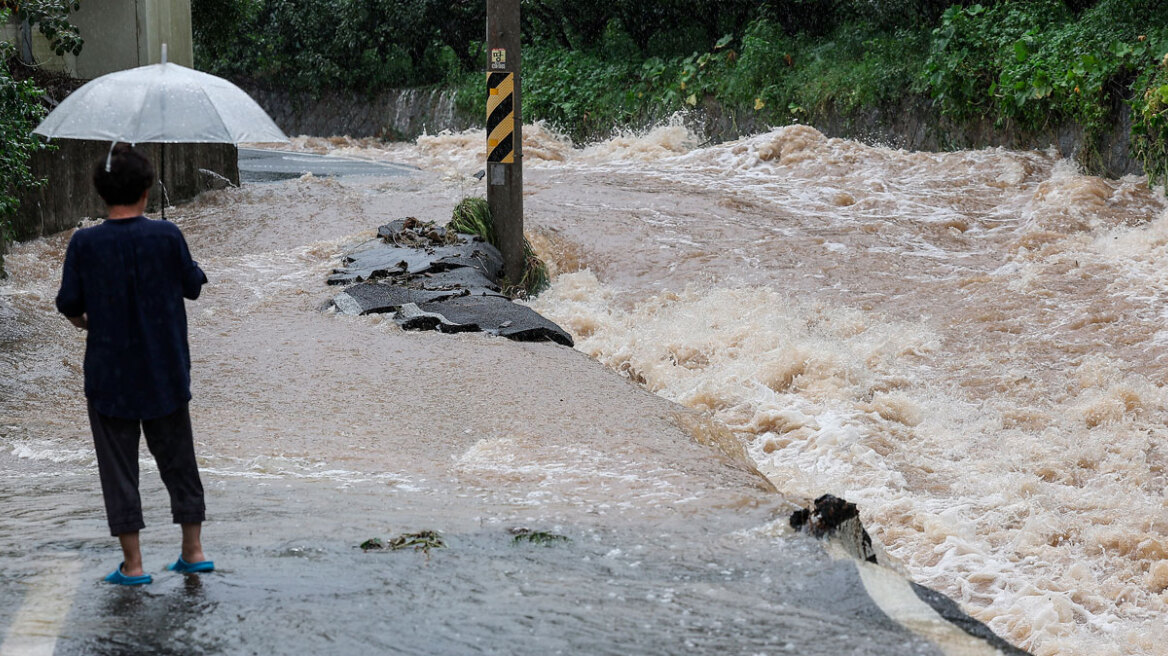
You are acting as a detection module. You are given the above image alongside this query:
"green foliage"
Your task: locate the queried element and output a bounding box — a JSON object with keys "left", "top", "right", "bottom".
{"left": 523, "top": 0, "right": 755, "bottom": 55}
{"left": 512, "top": 17, "right": 927, "bottom": 137}
{"left": 450, "top": 196, "right": 495, "bottom": 244}
{"left": 923, "top": 0, "right": 1168, "bottom": 134}
{"left": 5, "top": 0, "right": 83, "bottom": 56}
{"left": 522, "top": 46, "right": 642, "bottom": 141}
{"left": 1, "top": 1, "right": 79, "bottom": 269}
{"left": 729, "top": 19, "right": 929, "bottom": 120}
{"left": 193, "top": 0, "right": 483, "bottom": 94}
{"left": 450, "top": 197, "right": 549, "bottom": 297}
{"left": 1, "top": 8, "right": 56, "bottom": 250}
{"left": 1132, "top": 58, "right": 1168, "bottom": 188}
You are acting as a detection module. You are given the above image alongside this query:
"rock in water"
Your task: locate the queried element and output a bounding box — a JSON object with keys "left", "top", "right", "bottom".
{"left": 790, "top": 494, "right": 877, "bottom": 563}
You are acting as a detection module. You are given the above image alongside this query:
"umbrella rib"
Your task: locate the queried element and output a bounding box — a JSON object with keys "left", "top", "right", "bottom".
{"left": 128, "top": 72, "right": 158, "bottom": 143}
{"left": 194, "top": 82, "right": 234, "bottom": 143}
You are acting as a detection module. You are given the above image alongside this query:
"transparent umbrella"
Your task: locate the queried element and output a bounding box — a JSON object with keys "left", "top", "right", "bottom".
{"left": 33, "top": 45, "right": 288, "bottom": 216}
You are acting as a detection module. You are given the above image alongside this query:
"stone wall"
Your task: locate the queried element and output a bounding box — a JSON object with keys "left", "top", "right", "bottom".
{"left": 246, "top": 83, "right": 1142, "bottom": 179}
{"left": 10, "top": 140, "right": 239, "bottom": 242}
{"left": 242, "top": 85, "right": 474, "bottom": 140}
{"left": 695, "top": 95, "right": 1142, "bottom": 179}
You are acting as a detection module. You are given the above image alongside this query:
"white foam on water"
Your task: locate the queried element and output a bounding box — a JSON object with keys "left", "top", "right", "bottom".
{"left": 7, "top": 441, "right": 92, "bottom": 465}
{"left": 6, "top": 120, "right": 1168, "bottom": 655}
{"left": 199, "top": 454, "right": 419, "bottom": 487}
{"left": 534, "top": 270, "right": 1168, "bottom": 655}
{"left": 513, "top": 124, "right": 1168, "bottom": 656}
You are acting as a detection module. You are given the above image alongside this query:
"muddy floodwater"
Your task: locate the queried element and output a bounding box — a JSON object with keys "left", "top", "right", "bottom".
{"left": 3, "top": 121, "right": 1168, "bottom": 655}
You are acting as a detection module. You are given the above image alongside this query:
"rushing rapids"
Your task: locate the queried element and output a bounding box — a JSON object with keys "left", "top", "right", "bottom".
{"left": 2, "top": 120, "right": 1166, "bottom": 655}
{"left": 388, "top": 121, "right": 1166, "bottom": 656}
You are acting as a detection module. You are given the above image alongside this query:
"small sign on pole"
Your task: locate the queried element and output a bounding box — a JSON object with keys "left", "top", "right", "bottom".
{"left": 490, "top": 48, "right": 507, "bottom": 70}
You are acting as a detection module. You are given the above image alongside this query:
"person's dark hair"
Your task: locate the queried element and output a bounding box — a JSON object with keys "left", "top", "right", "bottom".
{"left": 93, "top": 144, "right": 155, "bottom": 206}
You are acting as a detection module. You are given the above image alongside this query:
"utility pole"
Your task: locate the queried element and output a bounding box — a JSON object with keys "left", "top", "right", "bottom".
{"left": 486, "top": 0, "right": 524, "bottom": 290}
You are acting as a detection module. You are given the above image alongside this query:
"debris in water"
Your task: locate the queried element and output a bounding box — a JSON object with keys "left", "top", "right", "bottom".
{"left": 387, "top": 530, "right": 446, "bottom": 554}
{"left": 510, "top": 528, "right": 571, "bottom": 546}
{"left": 358, "top": 531, "right": 446, "bottom": 554}
{"left": 790, "top": 494, "right": 877, "bottom": 564}
{"left": 359, "top": 538, "right": 385, "bottom": 551}
{"left": 378, "top": 216, "right": 460, "bottom": 248}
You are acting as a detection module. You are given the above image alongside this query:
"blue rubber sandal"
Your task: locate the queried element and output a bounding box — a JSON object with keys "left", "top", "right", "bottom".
{"left": 166, "top": 556, "right": 214, "bottom": 573}
{"left": 104, "top": 563, "right": 153, "bottom": 586}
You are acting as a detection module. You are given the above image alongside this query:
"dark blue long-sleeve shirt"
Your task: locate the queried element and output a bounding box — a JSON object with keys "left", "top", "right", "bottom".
{"left": 55, "top": 216, "right": 207, "bottom": 419}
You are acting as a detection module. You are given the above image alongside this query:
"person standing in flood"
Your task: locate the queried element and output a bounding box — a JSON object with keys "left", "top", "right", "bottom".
{"left": 55, "top": 144, "right": 214, "bottom": 585}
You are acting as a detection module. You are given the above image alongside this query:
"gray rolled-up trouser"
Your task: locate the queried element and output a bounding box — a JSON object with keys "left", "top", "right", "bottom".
{"left": 87, "top": 401, "right": 206, "bottom": 536}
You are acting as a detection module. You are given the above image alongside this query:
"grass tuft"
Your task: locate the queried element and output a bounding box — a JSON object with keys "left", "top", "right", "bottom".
{"left": 450, "top": 197, "right": 550, "bottom": 297}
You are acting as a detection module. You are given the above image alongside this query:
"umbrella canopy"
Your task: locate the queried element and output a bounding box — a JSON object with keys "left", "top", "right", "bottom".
{"left": 33, "top": 61, "right": 288, "bottom": 144}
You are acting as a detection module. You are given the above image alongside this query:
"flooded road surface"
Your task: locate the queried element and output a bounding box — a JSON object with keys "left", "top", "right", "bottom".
{"left": 280, "top": 124, "right": 1168, "bottom": 655}
{"left": 3, "top": 120, "right": 1159, "bottom": 655}
{"left": 3, "top": 458, "right": 948, "bottom": 656}
{"left": 0, "top": 158, "right": 997, "bottom": 654}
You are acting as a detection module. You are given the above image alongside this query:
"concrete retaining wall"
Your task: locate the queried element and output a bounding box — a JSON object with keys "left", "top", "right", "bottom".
{"left": 242, "top": 85, "right": 473, "bottom": 140}
{"left": 10, "top": 140, "right": 239, "bottom": 242}
{"left": 241, "top": 83, "right": 1141, "bottom": 179}
{"left": 696, "top": 95, "right": 1142, "bottom": 179}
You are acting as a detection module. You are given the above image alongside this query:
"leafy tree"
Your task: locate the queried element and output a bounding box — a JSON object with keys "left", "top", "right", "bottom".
{"left": 1, "top": 2, "right": 80, "bottom": 263}
{"left": 523, "top": 0, "right": 612, "bottom": 50}
{"left": 2, "top": 0, "right": 83, "bottom": 56}
{"left": 426, "top": 0, "right": 485, "bottom": 71}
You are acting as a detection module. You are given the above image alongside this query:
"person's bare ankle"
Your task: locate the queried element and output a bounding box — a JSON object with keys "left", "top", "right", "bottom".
{"left": 180, "top": 522, "right": 206, "bottom": 563}
{"left": 182, "top": 548, "right": 206, "bottom": 563}
{"left": 121, "top": 560, "right": 145, "bottom": 577}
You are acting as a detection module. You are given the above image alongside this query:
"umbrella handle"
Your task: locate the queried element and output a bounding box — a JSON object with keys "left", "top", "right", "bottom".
{"left": 160, "top": 142, "right": 167, "bottom": 221}
{"left": 105, "top": 141, "right": 115, "bottom": 172}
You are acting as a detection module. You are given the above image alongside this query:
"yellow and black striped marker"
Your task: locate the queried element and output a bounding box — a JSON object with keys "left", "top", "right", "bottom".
{"left": 487, "top": 72, "right": 515, "bottom": 164}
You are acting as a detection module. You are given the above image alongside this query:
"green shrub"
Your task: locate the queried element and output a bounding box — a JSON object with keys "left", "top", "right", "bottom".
{"left": 1133, "top": 58, "right": 1168, "bottom": 188}
{"left": 1, "top": 6, "right": 71, "bottom": 261}
{"left": 520, "top": 46, "right": 645, "bottom": 141}
{"left": 730, "top": 19, "right": 929, "bottom": 119}
{"left": 923, "top": 1, "right": 1168, "bottom": 131}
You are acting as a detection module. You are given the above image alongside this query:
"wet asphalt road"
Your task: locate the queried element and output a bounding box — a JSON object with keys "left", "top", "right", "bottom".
{"left": 0, "top": 452, "right": 952, "bottom": 656}
{"left": 237, "top": 148, "right": 420, "bottom": 183}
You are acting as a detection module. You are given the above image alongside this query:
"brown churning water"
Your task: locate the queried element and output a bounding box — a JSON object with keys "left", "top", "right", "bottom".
{"left": 3, "top": 121, "right": 1168, "bottom": 655}
{"left": 520, "top": 123, "right": 1168, "bottom": 656}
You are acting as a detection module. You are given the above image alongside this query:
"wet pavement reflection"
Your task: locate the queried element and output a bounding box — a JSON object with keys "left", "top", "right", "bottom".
{"left": 1, "top": 456, "right": 945, "bottom": 656}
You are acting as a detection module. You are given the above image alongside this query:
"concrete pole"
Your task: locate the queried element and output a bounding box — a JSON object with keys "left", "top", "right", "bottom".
{"left": 486, "top": 0, "right": 524, "bottom": 290}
